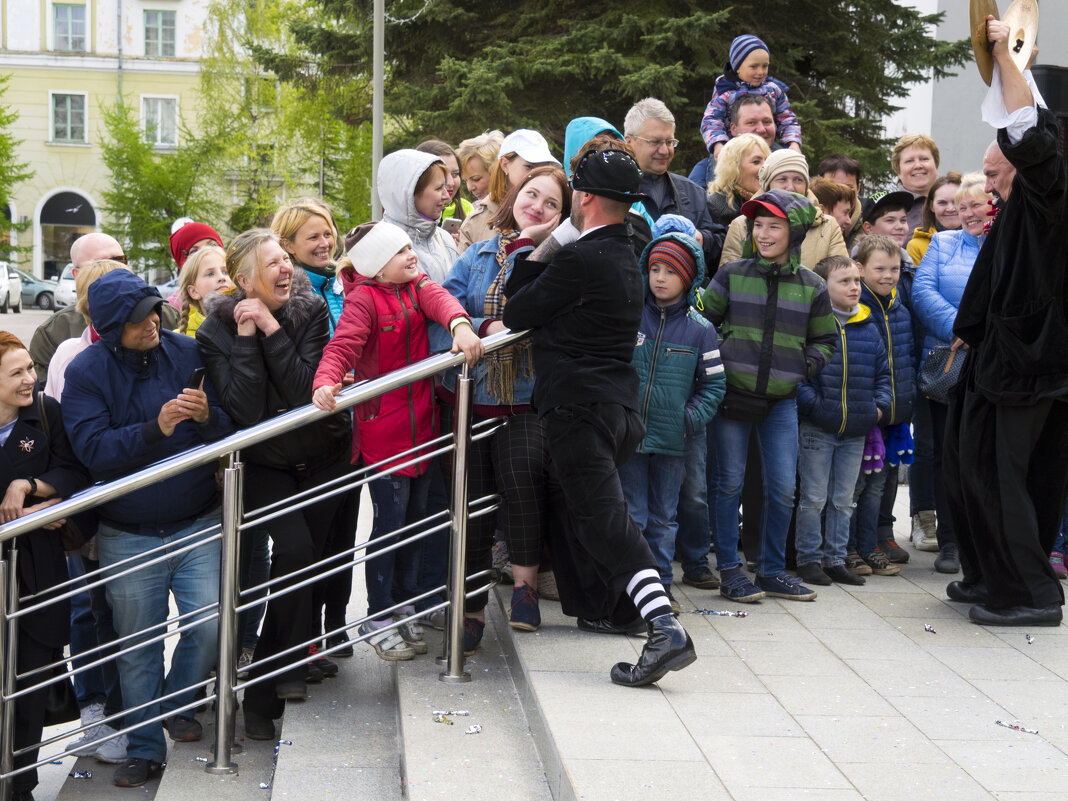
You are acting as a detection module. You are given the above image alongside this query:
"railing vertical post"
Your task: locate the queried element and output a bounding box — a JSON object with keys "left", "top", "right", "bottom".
{"left": 440, "top": 364, "right": 473, "bottom": 684}
{"left": 207, "top": 452, "right": 242, "bottom": 774}
{"left": 0, "top": 554, "right": 17, "bottom": 801}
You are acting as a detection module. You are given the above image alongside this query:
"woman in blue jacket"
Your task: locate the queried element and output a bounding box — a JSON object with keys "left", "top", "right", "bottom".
{"left": 912, "top": 172, "right": 990, "bottom": 574}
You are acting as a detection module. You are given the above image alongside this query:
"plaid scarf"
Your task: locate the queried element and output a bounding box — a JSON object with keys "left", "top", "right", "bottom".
{"left": 483, "top": 231, "right": 533, "bottom": 404}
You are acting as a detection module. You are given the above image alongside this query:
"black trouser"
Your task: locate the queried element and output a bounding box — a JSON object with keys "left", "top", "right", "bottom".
{"left": 944, "top": 373, "right": 1068, "bottom": 610}
{"left": 316, "top": 488, "right": 359, "bottom": 632}
{"left": 242, "top": 456, "right": 351, "bottom": 719}
{"left": 543, "top": 403, "right": 657, "bottom": 604}
{"left": 13, "top": 633, "right": 60, "bottom": 794}
{"left": 928, "top": 398, "right": 957, "bottom": 547}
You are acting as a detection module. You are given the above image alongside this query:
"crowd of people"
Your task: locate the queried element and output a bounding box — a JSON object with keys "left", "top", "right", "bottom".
{"left": 2, "top": 22, "right": 1066, "bottom": 801}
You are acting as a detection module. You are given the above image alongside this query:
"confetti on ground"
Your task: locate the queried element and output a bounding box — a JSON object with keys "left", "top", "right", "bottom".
{"left": 684, "top": 609, "right": 748, "bottom": 618}
{"left": 195, "top": 756, "right": 208, "bottom": 762}
{"left": 71, "top": 771, "right": 92, "bottom": 779}
{"left": 432, "top": 709, "right": 469, "bottom": 716}
{"left": 433, "top": 714, "right": 453, "bottom": 725}
{"left": 465, "top": 724, "right": 482, "bottom": 735}
{"left": 1026, "top": 634, "right": 1034, "bottom": 645}
{"left": 996, "top": 719, "right": 1039, "bottom": 735}
{"left": 924, "top": 624, "right": 937, "bottom": 633}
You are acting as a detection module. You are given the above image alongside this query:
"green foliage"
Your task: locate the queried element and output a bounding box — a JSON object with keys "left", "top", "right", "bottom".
{"left": 0, "top": 74, "right": 34, "bottom": 259}
{"left": 98, "top": 101, "right": 222, "bottom": 276}
{"left": 262, "top": 0, "right": 970, "bottom": 185}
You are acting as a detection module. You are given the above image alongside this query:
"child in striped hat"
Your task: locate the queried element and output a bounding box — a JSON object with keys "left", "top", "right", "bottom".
{"left": 618, "top": 232, "right": 726, "bottom": 610}
{"left": 700, "top": 33, "right": 802, "bottom": 160}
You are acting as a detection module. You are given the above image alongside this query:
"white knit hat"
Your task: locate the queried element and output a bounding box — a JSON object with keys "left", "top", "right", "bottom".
{"left": 345, "top": 221, "right": 413, "bottom": 278}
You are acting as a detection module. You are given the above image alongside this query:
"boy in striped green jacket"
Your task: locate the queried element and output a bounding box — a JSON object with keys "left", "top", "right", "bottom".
{"left": 701, "top": 188, "right": 837, "bottom": 603}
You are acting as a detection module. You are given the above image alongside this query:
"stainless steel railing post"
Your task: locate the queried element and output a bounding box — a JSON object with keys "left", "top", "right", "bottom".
{"left": 206, "top": 452, "right": 243, "bottom": 774}
{"left": 440, "top": 364, "right": 472, "bottom": 684}
{"left": 0, "top": 557, "right": 12, "bottom": 801}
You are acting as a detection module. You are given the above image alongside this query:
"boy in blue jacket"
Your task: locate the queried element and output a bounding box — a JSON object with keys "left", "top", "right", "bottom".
{"left": 619, "top": 234, "right": 726, "bottom": 609}
{"left": 796, "top": 255, "right": 891, "bottom": 587}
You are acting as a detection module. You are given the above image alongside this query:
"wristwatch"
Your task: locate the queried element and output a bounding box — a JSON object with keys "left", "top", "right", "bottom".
{"left": 25, "top": 477, "right": 38, "bottom": 497}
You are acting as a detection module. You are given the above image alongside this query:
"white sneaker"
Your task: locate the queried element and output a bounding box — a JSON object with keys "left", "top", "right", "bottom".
{"left": 911, "top": 511, "right": 939, "bottom": 552}
{"left": 91, "top": 731, "right": 128, "bottom": 764}
{"left": 397, "top": 613, "right": 428, "bottom": 655}
{"left": 69, "top": 722, "right": 123, "bottom": 759}
{"left": 79, "top": 700, "right": 105, "bottom": 727}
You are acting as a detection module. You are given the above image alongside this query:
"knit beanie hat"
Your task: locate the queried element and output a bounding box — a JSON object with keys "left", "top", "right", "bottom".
{"left": 345, "top": 221, "right": 413, "bottom": 278}
{"left": 170, "top": 222, "right": 224, "bottom": 270}
{"left": 729, "top": 34, "right": 769, "bottom": 73}
{"left": 649, "top": 240, "right": 697, "bottom": 289}
{"left": 759, "top": 149, "right": 810, "bottom": 192}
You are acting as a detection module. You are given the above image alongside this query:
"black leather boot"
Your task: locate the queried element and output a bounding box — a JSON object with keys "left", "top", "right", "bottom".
{"left": 609, "top": 614, "right": 696, "bottom": 687}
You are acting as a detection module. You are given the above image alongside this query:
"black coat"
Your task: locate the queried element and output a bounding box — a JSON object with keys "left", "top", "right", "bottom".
{"left": 954, "top": 107, "right": 1068, "bottom": 404}
{"left": 196, "top": 272, "right": 351, "bottom": 472}
{"left": 638, "top": 171, "right": 726, "bottom": 268}
{"left": 502, "top": 224, "right": 643, "bottom": 415}
{"left": 2, "top": 394, "right": 89, "bottom": 647}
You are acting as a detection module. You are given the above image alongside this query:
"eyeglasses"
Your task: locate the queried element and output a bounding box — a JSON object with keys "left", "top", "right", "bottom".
{"left": 107, "top": 254, "right": 128, "bottom": 264}
{"left": 631, "top": 136, "right": 679, "bottom": 149}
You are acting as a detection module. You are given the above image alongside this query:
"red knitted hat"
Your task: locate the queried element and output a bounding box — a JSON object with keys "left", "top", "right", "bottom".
{"left": 648, "top": 240, "right": 697, "bottom": 289}
{"left": 170, "top": 222, "right": 224, "bottom": 269}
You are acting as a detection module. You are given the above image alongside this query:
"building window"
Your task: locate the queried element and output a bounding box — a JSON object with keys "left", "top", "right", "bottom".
{"left": 53, "top": 4, "right": 86, "bottom": 51}
{"left": 142, "top": 96, "right": 178, "bottom": 147}
{"left": 51, "top": 93, "right": 87, "bottom": 143}
{"left": 144, "top": 10, "right": 176, "bottom": 58}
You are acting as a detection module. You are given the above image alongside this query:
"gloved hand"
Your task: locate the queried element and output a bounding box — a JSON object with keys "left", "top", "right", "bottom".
{"left": 863, "top": 426, "right": 885, "bottom": 474}
{"left": 885, "top": 422, "right": 914, "bottom": 467}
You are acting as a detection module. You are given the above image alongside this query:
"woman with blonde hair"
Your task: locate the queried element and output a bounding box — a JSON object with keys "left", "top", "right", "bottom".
{"left": 272, "top": 197, "right": 344, "bottom": 332}
{"left": 706, "top": 133, "right": 771, "bottom": 226}
{"left": 456, "top": 130, "right": 504, "bottom": 205}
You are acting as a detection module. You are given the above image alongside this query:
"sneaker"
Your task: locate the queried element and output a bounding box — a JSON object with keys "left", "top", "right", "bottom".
{"left": 237, "top": 647, "right": 255, "bottom": 676}
{"left": 325, "top": 632, "right": 355, "bottom": 658}
{"left": 719, "top": 568, "right": 766, "bottom": 603}
{"left": 863, "top": 550, "right": 900, "bottom": 576}
{"left": 755, "top": 573, "right": 817, "bottom": 601}
{"left": 79, "top": 700, "right": 105, "bottom": 727}
{"left": 911, "top": 511, "right": 939, "bottom": 551}
{"left": 879, "top": 537, "right": 910, "bottom": 564}
{"left": 537, "top": 569, "right": 560, "bottom": 601}
{"left": 682, "top": 566, "right": 721, "bottom": 590}
{"left": 934, "top": 543, "right": 960, "bottom": 574}
{"left": 665, "top": 586, "right": 681, "bottom": 615}
{"left": 307, "top": 643, "right": 339, "bottom": 678}
{"left": 113, "top": 757, "right": 163, "bottom": 788}
{"left": 845, "top": 552, "right": 873, "bottom": 576}
{"left": 825, "top": 564, "right": 866, "bottom": 586}
{"left": 359, "top": 621, "right": 415, "bottom": 661}
{"left": 426, "top": 608, "right": 447, "bottom": 631}
{"left": 91, "top": 732, "right": 129, "bottom": 764}
{"left": 243, "top": 710, "right": 275, "bottom": 741}
{"left": 463, "top": 617, "right": 485, "bottom": 656}
{"left": 797, "top": 563, "right": 832, "bottom": 586}
{"left": 163, "top": 714, "right": 202, "bottom": 743}
{"left": 1051, "top": 552, "right": 1068, "bottom": 580}
{"left": 509, "top": 585, "right": 541, "bottom": 631}
{"left": 397, "top": 613, "right": 429, "bottom": 655}
{"left": 70, "top": 721, "right": 127, "bottom": 762}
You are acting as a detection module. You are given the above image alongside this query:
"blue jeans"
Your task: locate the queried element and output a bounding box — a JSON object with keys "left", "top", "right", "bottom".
{"left": 674, "top": 428, "right": 712, "bottom": 575}
{"left": 849, "top": 464, "right": 888, "bottom": 557}
{"left": 711, "top": 398, "right": 799, "bottom": 577}
{"left": 67, "top": 555, "right": 107, "bottom": 708}
{"left": 619, "top": 451, "right": 686, "bottom": 585}
{"left": 366, "top": 472, "right": 431, "bottom": 619}
{"left": 795, "top": 423, "right": 866, "bottom": 567}
{"left": 97, "top": 514, "right": 221, "bottom": 763}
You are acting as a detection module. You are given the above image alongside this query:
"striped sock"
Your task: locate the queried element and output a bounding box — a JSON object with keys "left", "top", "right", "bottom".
{"left": 626, "top": 569, "right": 674, "bottom": 622}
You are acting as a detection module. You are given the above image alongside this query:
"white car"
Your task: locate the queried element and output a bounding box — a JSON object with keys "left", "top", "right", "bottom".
{"left": 0, "top": 264, "right": 10, "bottom": 313}
{"left": 5, "top": 265, "right": 21, "bottom": 313}
{"left": 55, "top": 263, "right": 76, "bottom": 309}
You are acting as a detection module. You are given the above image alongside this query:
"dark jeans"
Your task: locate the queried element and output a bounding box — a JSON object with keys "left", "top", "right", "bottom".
{"left": 81, "top": 556, "right": 123, "bottom": 719}
{"left": 909, "top": 387, "right": 936, "bottom": 514}
{"left": 67, "top": 555, "right": 106, "bottom": 707}
{"left": 929, "top": 399, "right": 957, "bottom": 547}
{"left": 366, "top": 471, "right": 431, "bottom": 619}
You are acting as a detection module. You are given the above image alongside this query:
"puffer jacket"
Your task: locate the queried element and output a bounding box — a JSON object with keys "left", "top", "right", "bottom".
{"left": 719, "top": 192, "right": 848, "bottom": 269}
{"left": 196, "top": 269, "right": 351, "bottom": 473}
{"left": 62, "top": 270, "right": 233, "bottom": 535}
{"left": 912, "top": 227, "right": 982, "bottom": 369}
{"left": 797, "top": 305, "right": 892, "bottom": 437}
{"left": 379, "top": 149, "right": 460, "bottom": 284}
{"left": 314, "top": 267, "right": 469, "bottom": 475}
{"left": 298, "top": 259, "right": 345, "bottom": 334}
{"left": 859, "top": 282, "right": 915, "bottom": 425}
{"left": 906, "top": 225, "right": 934, "bottom": 267}
{"left": 632, "top": 233, "right": 725, "bottom": 456}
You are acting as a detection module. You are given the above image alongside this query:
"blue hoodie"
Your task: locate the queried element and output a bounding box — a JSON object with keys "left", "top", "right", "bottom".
{"left": 631, "top": 233, "right": 725, "bottom": 456}
{"left": 61, "top": 270, "right": 234, "bottom": 535}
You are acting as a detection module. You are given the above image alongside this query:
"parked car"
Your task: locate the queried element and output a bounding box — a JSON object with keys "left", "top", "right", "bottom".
{"left": 154, "top": 276, "right": 179, "bottom": 298}
{"left": 14, "top": 269, "right": 57, "bottom": 310}
{"left": 0, "top": 263, "right": 11, "bottom": 313}
{"left": 54, "top": 263, "right": 76, "bottom": 309}
{"left": 5, "top": 265, "right": 21, "bottom": 313}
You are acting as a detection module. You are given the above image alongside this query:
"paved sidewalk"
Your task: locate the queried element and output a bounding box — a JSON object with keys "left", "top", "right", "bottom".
{"left": 497, "top": 492, "right": 1068, "bottom": 801}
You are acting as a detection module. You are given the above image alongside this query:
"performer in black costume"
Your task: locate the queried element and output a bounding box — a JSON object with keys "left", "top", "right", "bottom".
{"left": 944, "top": 15, "right": 1068, "bottom": 626}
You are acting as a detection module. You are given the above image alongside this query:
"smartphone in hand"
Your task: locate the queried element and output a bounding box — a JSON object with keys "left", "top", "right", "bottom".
{"left": 186, "top": 366, "right": 206, "bottom": 390}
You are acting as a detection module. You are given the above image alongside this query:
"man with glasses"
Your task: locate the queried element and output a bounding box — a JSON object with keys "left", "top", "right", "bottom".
{"left": 623, "top": 97, "right": 724, "bottom": 268}
{"left": 30, "top": 233, "right": 179, "bottom": 385}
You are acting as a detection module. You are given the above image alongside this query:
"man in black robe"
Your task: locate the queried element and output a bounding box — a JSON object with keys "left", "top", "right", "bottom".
{"left": 943, "top": 17, "right": 1068, "bottom": 626}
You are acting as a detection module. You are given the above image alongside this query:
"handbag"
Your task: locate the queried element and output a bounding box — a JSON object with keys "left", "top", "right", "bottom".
{"left": 918, "top": 345, "right": 967, "bottom": 405}
{"left": 42, "top": 663, "right": 81, "bottom": 726}
{"left": 34, "top": 392, "right": 87, "bottom": 552}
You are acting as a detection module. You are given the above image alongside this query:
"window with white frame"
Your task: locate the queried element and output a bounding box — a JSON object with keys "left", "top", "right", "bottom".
{"left": 144, "top": 10, "right": 176, "bottom": 57}
{"left": 142, "top": 96, "right": 178, "bottom": 147}
{"left": 53, "top": 3, "right": 86, "bottom": 51}
{"left": 51, "top": 93, "right": 87, "bottom": 143}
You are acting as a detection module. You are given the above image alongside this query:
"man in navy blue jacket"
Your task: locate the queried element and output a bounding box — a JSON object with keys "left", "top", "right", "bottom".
{"left": 62, "top": 269, "right": 233, "bottom": 788}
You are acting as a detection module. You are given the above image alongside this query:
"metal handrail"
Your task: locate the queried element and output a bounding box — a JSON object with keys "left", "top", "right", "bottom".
{"left": 0, "top": 328, "right": 529, "bottom": 542}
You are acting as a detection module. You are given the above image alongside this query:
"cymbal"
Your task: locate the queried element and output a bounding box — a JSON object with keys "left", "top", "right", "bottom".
{"left": 970, "top": 0, "right": 1039, "bottom": 86}
{"left": 971, "top": 0, "right": 999, "bottom": 86}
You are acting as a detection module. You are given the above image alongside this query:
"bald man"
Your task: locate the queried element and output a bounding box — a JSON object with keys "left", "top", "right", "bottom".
{"left": 982, "top": 141, "right": 1017, "bottom": 204}
{"left": 30, "top": 233, "right": 180, "bottom": 386}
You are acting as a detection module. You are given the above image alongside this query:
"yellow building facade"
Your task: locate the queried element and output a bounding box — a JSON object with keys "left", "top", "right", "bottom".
{"left": 1, "top": 0, "right": 209, "bottom": 276}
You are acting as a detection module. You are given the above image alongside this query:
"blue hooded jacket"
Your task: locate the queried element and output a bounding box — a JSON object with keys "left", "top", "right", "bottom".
{"left": 61, "top": 269, "right": 234, "bottom": 535}
{"left": 797, "top": 305, "right": 892, "bottom": 437}
{"left": 859, "top": 281, "right": 916, "bottom": 425}
{"left": 631, "top": 233, "right": 725, "bottom": 456}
